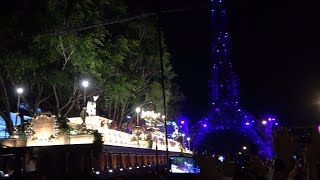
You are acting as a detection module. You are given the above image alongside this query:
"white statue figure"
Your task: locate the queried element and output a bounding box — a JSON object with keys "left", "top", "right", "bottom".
{"left": 171, "top": 125, "right": 180, "bottom": 139}
{"left": 86, "top": 95, "right": 99, "bottom": 116}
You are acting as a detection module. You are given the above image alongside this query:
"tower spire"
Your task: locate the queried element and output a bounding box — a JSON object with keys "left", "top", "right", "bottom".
{"left": 209, "top": 0, "right": 239, "bottom": 106}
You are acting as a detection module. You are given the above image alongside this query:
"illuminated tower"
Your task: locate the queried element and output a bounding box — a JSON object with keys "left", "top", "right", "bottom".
{"left": 190, "top": 0, "right": 277, "bottom": 158}
{"left": 209, "top": 0, "right": 239, "bottom": 106}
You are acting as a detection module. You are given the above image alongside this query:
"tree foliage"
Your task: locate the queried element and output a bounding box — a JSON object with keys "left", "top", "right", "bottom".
{"left": 0, "top": 0, "right": 184, "bottom": 135}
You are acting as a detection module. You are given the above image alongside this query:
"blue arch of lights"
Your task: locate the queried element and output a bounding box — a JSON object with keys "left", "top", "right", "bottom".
{"left": 191, "top": 114, "right": 277, "bottom": 158}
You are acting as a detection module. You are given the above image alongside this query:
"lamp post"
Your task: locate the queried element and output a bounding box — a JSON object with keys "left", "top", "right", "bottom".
{"left": 15, "top": 88, "right": 23, "bottom": 126}
{"left": 187, "top": 137, "right": 190, "bottom": 150}
{"left": 136, "top": 107, "right": 141, "bottom": 127}
{"left": 82, "top": 80, "right": 89, "bottom": 125}
{"left": 182, "top": 133, "right": 185, "bottom": 147}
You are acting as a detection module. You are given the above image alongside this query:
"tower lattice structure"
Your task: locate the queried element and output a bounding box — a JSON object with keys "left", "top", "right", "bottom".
{"left": 190, "top": 0, "right": 276, "bottom": 158}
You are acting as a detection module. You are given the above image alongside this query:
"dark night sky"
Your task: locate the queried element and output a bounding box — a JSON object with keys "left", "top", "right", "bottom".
{"left": 131, "top": 0, "right": 320, "bottom": 127}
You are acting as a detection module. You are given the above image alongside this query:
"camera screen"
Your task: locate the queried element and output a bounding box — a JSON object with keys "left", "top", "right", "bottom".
{"left": 169, "top": 156, "right": 200, "bottom": 174}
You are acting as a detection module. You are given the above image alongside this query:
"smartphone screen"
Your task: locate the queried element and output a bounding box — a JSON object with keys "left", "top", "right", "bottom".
{"left": 169, "top": 156, "right": 200, "bottom": 174}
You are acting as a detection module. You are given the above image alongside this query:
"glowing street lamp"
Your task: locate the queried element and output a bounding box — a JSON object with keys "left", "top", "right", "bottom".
{"left": 82, "top": 80, "right": 89, "bottom": 106}
{"left": 136, "top": 107, "right": 141, "bottom": 126}
{"left": 15, "top": 87, "right": 23, "bottom": 126}
{"left": 182, "top": 133, "right": 185, "bottom": 146}
{"left": 187, "top": 137, "right": 191, "bottom": 149}
{"left": 81, "top": 80, "right": 89, "bottom": 125}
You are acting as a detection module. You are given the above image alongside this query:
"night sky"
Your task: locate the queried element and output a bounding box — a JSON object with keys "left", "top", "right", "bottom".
{"left": 132, "top": 0, "right": 320, "bottom": 127}
{"left": 2, "top": 0, "right": 320, "bottom": 127}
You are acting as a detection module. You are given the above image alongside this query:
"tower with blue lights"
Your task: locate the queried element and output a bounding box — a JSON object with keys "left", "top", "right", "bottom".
{"left": 191, "top": 0, "right": 277, "bottom": 158}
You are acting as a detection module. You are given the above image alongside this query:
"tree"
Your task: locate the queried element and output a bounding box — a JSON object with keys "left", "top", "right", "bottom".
{"left": 0, "top": 0, "right": 184, "bottom": 135}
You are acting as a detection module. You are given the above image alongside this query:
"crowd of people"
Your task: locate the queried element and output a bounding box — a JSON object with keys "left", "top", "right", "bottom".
{"left": 194, "top": 127, "right": 320, "bottom": 180}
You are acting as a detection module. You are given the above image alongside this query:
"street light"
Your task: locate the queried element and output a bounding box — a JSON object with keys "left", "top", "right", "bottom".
{"left": 81, "top": 80, "right": 89, "bottom": 125}
{"left": 136, "top": 107, "right": 141, "bottom": 126}
{"left": 187, "top": 137, "right": 191, "bottom": 149}
{"left": 82, "top": 80, "right": 89, "bottom": 105}
{"left": 182, "top": 133, "right": 185, "bottom": 146}
{"left": 15, "top": 88, "right": 23, "bottom": 126}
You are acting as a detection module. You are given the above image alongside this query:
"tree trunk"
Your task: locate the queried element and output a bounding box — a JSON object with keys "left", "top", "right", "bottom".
{"left": 0, "top": 76, "right": 13, "bottom": 135}
{"left": 112, "top": 102, "right": 117, "bottom": 121}
{"left": 118, "top": 104, "right": 125, "bottom": 130}
{"left": 108, "top": 103, "right": 112, "bottom": 119}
